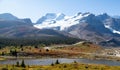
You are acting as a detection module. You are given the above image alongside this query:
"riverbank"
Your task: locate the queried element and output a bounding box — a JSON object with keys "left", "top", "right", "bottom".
{"left": 0, "top": 63, "right": 120, "bottom": 70}
{"left": 0, "top": 42, "right": 120, "bottom": 61}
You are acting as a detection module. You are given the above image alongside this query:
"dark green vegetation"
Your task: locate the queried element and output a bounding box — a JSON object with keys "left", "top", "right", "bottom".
{"left": 0, "top": 37, "right": 80, "bottom": 47}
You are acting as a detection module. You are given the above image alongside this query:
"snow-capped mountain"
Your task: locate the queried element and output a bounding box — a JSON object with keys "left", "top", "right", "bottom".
{"left": 0, "top": 13, "right": 77, "bottom": 40}
{"left": 1, "top": 12, "right": 120, "bottom": 47}
{"left": 34, "top": 12, "right": 120, "bottom": 35}
{"left": 34, "top": 12, "right": 120, "bottom": 47}
{"left": 34, "top": 12, "right": 90, "bottom": 30}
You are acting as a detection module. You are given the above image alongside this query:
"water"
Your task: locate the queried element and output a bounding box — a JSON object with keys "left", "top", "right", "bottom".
{"left": 0, "top": 58, "right": 120, "bottom": 66}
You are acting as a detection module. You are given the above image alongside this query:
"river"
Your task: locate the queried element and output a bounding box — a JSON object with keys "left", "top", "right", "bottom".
{"left": 0, "top": 58, "right": 120, "bottom": 66}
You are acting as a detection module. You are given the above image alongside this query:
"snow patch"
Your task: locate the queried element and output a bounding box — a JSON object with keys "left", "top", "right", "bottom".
{"left": 34, "top": 13, "right": 90, "bottom": 30}
{"left": 105, "top": 25, "right": 120, "bottom": 34}
{"left": 113, "top": 30, "right": 120, "bottom": 34}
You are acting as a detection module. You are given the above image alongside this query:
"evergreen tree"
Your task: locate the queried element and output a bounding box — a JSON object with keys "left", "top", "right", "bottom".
{"left": 55, "top": 59, "right": 60, "bottom": 64}
{"left": 21, "top": 60, "right": 26, "bottom": 68}
{"left": 1, "top": 52, "right": 5, "bottom": 56}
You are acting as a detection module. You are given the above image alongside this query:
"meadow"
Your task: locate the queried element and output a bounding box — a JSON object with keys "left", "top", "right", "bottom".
{"left": 0, "top": 62, "right": 120, "bottom": 70}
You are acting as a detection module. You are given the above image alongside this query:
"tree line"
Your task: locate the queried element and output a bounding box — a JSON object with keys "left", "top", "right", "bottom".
{"left": 0, "top": 37, "right": 80, "bottom": 48}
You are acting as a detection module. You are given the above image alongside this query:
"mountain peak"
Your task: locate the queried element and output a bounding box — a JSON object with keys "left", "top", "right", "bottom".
{"left": 76, "top": 12, "right": 82, "bottom": 16}
{"left": 45, "top": 13, "right": 57, "bottom": 19}
{"left": 76, "top": 12, "right": 91, "bottom": 17}
{"left": 97, "top": 13, "right": 110, "bottom": 20}
{"left": 36, "top": 13, "right": 65, "bottom": 24}
{"left": 56, "top": 13, "right": 65, "bottom": 20}
{"left": 0, "top": 13, "right": 18, "bottom": 20}
{"left": 20, "top": 18, "right": 32, "bottom": 24}
{"left": 99, "top": 13, "right": 110, "bottom": 17}
{"left": 82, "top": 12, "right": 91, "bottom": 16}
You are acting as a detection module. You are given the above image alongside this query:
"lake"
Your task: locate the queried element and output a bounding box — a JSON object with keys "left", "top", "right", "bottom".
{"left": 0, "top": 58, "right": 120, "bottom": 66}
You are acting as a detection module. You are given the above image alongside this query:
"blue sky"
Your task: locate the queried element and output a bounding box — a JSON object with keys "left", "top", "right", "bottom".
{"left": 0, "top": 0, "right": 119, "bottom": 22}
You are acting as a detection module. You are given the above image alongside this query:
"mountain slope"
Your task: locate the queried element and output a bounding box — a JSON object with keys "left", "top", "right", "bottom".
{"left": 0, "top": 13, "right": 78, "bottom": 40}
{"left": 65, "top": 14, "right": 114, "bottom": 44}
{"left": 34, "top": 12, "right": 120, "bottom": 47}
{"left": 0, "top": 20, "right": 74, "bottom": 38}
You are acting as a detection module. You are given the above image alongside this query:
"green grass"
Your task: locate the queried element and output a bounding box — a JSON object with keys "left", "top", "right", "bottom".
{"left": 0, "top": 63, "right": 120, "bottom": 70}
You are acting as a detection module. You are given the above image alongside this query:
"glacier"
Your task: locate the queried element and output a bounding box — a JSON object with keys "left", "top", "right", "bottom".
{"left": 34, "top": 13, "right": 90, "bottom": 30}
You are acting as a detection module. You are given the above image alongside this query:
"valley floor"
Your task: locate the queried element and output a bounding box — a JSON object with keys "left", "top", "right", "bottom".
{"left": 0, "top": 42, "right": 120, "bottom": 61}
{"left": 0, "top": 42, "right": 120, "bottom": 70}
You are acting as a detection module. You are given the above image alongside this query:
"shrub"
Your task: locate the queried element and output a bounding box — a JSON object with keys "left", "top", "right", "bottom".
{"left": 1, "top": 68, "right": 8, "bottom": 70}
{"left": 16, "top": 61, "right": 19, "bottom": 67}
{"left": 51, "top": 63, "right": 54, "bottom": 66}
{"left": 74, "top": 61, "right": 77, "bottom": 63}
{"left": 63, "top": 65, "right": 67, "bottom": 68}
{"left": 46, "top": 49, "right": 49, "bottom": 52}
